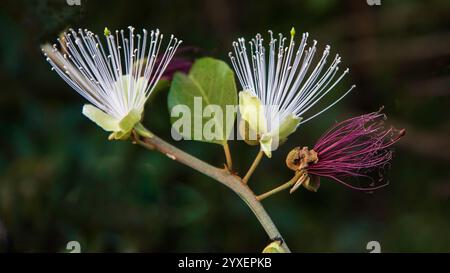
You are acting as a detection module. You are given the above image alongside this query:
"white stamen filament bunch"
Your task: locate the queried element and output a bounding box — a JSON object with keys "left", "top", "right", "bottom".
{"left": 43, "top": 26, "right": 181, "bottom": 120}
{"left": 229, "top": 28, "right": 355, "bottom": 132}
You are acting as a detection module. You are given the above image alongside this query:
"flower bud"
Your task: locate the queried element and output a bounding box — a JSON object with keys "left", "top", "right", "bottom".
{"left": 262, "top": 240, "right": 285, "bottom": 253}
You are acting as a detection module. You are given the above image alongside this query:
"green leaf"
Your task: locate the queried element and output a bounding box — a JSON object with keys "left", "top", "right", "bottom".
{"left": 82, "top": 104, "right": 120, "bottom": 132}
{"left": 168, "top": 57, "right": 237, "bottom": 145}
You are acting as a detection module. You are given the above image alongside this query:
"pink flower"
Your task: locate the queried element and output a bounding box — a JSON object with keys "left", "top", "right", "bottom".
{"left": 159, "top": 47, "right": 196, "bottom": 80}
{"left": 287, "top": 110, "right": 405, "bottom": 191}
{"left": 161, "top": 57, "right": 192, "bottom": 80}
{"left": 309, "top": 110, "right": 405, "bottom": 190}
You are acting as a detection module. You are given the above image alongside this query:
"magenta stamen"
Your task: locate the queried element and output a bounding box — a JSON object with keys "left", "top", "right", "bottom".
{"left": 307, "top": 110, "right": 405, "bottom": 191}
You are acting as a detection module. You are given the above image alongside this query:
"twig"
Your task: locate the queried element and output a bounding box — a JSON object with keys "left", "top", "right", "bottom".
{"left": 133, "top": 132, "right": 291, "bottom": 253}
{"left": 242, "top": 150, "right": 264, "bottom": 184}
{"left": 256, "top": 172, "right": 302, "bottom": 201}
{"left": 223, "top": 142, "right": 233, "bottom": 170}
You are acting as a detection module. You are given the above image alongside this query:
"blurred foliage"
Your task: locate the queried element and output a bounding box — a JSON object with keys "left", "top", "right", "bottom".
{"left": 0, "top": 0, "right": 449, "bottom": 252}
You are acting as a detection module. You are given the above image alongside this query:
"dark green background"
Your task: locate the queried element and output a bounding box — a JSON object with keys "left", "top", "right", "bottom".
{"left": 0, "top": 0, "right": 449, "bottom": 252}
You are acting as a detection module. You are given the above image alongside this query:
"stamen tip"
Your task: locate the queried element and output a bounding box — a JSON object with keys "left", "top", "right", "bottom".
{"left": 290, "top": 27, "right": 296, "bottom": 38}
{"left": 104, "top": 27, "right": 111, "bottom": 37}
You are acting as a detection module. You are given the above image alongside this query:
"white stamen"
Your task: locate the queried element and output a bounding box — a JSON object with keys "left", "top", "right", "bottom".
{"left": 43, "top": 27, "right": 181, "bottom": 120}
{"left": 229, "top": 29, "right": 354, "bottom": 131}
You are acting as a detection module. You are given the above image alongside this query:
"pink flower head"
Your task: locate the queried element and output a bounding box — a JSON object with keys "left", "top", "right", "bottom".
{"left": 161, "top": 57, "right": 192, "bottom": 80}
{"left": 159, "top": 47, "right": 196, "bottom": 80}
{"left": 306, "top": 110, "right": 405, "bottom": 191}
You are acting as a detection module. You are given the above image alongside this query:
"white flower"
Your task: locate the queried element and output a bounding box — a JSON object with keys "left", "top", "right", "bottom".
{"left": 229, "top": 28, "right": 355, "bottom": 157}
{"left": 42, "top": 26, "right": 181, "bottom": 139}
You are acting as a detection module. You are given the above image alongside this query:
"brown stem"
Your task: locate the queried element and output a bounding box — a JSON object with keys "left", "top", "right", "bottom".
{"left": 242, "top": 150, "right": 264, "bottom": 184}
{"left": 133, "top": 132, "right": 291, "bottom": 253}
{"left": 223, "top": 142, "right": 233, "bottom": 170}
{"left": 256, "top": 172, "right": 303, "bottom": 201}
